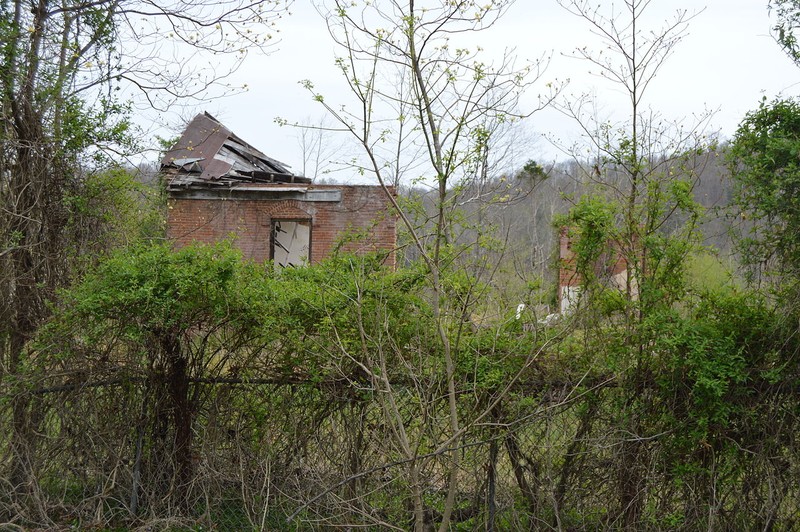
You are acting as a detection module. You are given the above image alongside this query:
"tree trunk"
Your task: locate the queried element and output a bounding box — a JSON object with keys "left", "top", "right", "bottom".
{"left": 505, "top": 430, "right": 539, "bottom": 518}
{"left": 162, "top": 334, "right": 193, "bottom": 510}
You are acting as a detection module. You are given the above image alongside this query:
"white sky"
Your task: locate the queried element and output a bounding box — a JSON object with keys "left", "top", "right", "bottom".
{"left": 141, "top": 0, "right": 800, "bottom": 178}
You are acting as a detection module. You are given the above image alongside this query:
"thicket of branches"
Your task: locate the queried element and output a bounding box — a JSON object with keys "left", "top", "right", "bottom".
{"left": 3, "top": 0, "right": 800, "bottom": 530}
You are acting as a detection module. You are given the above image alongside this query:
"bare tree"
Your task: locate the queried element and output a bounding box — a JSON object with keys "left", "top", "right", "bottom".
{"left": 292, "top": 1, "right": 560, "bottom": 529}
{"left": 553, "top": 1, "right": 719, "bottom": 527}
{"left": 293, "top": 116, "right": 349, "bottom": 181}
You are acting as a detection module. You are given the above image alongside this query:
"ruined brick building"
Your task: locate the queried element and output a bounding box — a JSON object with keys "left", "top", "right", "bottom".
{"left": 557, "top": 227, "right": 637, "bottom": 313}
{"left": 162, "top": 113, "right": 397, "bottom": 267}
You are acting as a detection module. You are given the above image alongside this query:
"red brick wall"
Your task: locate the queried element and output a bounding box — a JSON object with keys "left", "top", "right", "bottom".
{"left": 167, "top": 185, "right": 397, "bottom": 267}
{"left": 558, "top": 227, "right": 581, "bottom": 288}
{"left": 557, "top": 227, "right": 634, "bottom": 309}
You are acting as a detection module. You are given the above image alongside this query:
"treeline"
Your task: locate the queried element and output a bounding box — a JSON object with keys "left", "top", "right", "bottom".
{"left": 401, "top": 147, "right": 735, "bottom": 317}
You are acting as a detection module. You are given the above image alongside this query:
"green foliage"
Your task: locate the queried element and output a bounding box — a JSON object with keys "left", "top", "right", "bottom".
{"left": 64, "top": 167, "right": 165, "bottom": 271}
{"left": 729, "top": 97, "right": 800, "bottom": 275}
{"left": 650, "top": 291, "right": 791, "bottom": 476}
{"left": 41, "top": 241, "right": 266, "bottom": 368}
{"left": 594, "top": 286, "right": 627, "bottom": 315}
{"left": 558, "top": 195, "right": 618, "bottom": 279}
{"left": 515, "top": 159, "right": 547, "bottom": 183}
{"left": 659, "top": 308, "right": 745, "bottom": 434}
{"left": 15, "top": 227, "right": 800, "bottom": 529}
{"left": 686, "top": 252, "right": 739, "bottom": 294}
{"left": 459, "top": 321, "right": 538, "bottom": 393}
{"left": 60, "top": 96, "right": 136, "bottom": 163}
{"left": 770, "top": 0, "right": 800, "bottom": 65}
{"left": 42, "top": 243, "right": 434, "bottom": 382}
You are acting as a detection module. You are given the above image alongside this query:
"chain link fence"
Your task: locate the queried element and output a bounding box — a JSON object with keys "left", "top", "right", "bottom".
{"left": 2, "top": 367, "right": 799, "bottom": 530}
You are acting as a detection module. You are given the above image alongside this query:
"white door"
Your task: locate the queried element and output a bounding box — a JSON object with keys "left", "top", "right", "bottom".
{"left": 272, "top": 220, "right": 311, "bottom": 268}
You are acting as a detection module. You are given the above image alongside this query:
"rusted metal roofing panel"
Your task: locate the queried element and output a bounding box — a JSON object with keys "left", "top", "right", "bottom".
{"left": 162, "top": 113, "right": 230, "bottom": 167}
{"left": 201, "top": 158, "right": 234, "bottom": 181}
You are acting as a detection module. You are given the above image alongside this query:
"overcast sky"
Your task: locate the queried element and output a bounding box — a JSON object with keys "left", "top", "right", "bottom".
{"left": 143, "top": 1, "right": 800, "bottom": 179}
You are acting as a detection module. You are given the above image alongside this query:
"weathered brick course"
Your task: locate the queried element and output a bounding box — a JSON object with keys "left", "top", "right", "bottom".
{"left": 167, "top": 184, "right": 397, "bottom": 268}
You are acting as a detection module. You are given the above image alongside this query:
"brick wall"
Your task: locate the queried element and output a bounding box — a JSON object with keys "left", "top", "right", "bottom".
{"left": 167, "top": 184, "right": 397, "bottom": 268}
{"left": 556, "top": 227, "right": 579, "bottom": 313}
{"left": 557, "top": 227, "right": 634, "bottom": 311}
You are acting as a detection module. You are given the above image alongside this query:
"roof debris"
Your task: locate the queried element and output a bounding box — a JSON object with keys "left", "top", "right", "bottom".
{"left": 161, "top": 112, "right": 312, "bottom": 188}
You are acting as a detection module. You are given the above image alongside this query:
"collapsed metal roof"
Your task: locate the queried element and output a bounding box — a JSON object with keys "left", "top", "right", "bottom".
{"left": 161, "top": 112, "right": 311, "bottom": 188}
